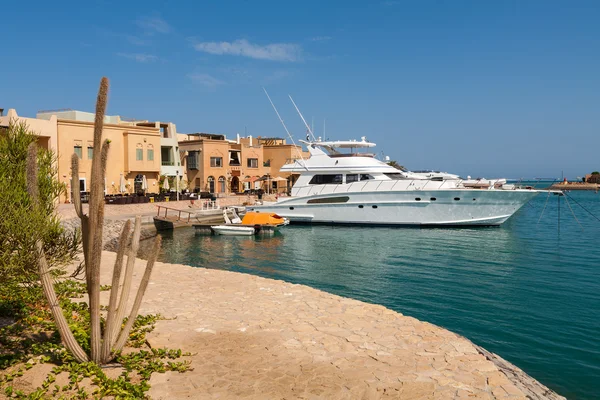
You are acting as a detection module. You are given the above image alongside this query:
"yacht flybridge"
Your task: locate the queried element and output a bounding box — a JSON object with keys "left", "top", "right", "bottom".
{"left": 247, "top": 138, "right": 541, "bottom": 226}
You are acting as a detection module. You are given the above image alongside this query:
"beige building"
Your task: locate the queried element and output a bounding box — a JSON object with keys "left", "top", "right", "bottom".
{"left": 2, "top": 106, "right": 309, "bottom": 201}
{"left": 0, "top": 108, "right": 58, "bottom": 151}
{"left": 259, "top": 137, "right": 309, "bottom": 191}
{"left": 179, "top": 134, "right": 308, "bottom": 195}
{"left": 55, "top": 119, "right": 161, "bottom": 202}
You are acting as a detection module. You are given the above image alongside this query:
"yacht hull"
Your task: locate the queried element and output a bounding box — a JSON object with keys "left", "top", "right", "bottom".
{"left": 249, "top": 189, "right": 539, "bottom": 226}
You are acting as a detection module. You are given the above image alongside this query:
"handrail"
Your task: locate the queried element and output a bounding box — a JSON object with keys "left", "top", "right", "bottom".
{"left": 156, "top": 205, "right": 197, "bottom": 223}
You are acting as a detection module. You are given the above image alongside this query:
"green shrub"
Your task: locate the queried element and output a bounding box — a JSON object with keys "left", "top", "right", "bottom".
{"left": 0, "top": 120, "right": 80, "bottom": 315}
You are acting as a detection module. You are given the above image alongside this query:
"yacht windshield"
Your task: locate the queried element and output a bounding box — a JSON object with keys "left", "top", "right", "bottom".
{"left": 384, "top": 173, "right": 405, "bottom": 180}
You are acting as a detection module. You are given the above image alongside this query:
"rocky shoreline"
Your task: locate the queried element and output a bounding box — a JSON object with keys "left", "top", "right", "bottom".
{"left": 61, "top": 217, "right": 157, "bottom": 252}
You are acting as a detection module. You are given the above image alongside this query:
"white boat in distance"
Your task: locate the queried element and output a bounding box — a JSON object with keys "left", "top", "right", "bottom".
{"left": 248, "top": 137, "right": 542, "bottom": 226}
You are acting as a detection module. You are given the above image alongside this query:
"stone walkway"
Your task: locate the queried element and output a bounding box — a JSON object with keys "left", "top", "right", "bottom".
{"left": 95, "top": 251, "right": 563, "bottom": 400}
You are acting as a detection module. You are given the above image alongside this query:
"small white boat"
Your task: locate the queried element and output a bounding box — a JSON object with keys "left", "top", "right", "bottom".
{"left": 211, "top": 208, "right": 253, "bottom": 236}
{"left": 211, "top": 225, "right": 256, "bottom": 236}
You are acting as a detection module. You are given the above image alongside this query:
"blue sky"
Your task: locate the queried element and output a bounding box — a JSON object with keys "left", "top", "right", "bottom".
{"left": 2, "top": 0, "right": 599, "bottom": 179}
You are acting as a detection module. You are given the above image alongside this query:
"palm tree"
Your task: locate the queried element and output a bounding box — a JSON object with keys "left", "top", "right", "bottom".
{"left": 387, "top": 160, "right": 405, "bottom": 171}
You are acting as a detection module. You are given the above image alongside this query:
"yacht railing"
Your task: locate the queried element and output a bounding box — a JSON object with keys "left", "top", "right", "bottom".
{"left": 295, "top": 178, "right": 472, "bottom": 197}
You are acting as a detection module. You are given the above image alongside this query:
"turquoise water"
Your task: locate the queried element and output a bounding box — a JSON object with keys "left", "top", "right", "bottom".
{"left": 146, "top": 191, "right": 600, "bottom": 399}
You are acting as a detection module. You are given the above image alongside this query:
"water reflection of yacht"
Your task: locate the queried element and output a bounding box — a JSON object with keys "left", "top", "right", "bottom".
{"left": 249, "top": 137, "right": 541, "bottom": 226}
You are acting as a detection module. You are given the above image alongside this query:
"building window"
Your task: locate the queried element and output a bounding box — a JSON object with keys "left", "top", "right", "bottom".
{"left": 229, "top": 151, "right": 241, "bottom": 166}
{"left": 346, "top": 174, "right": 358, "bottom": 183}
{"left": 207, "top": 176, "right": 215, "bottom": 193}
{"left": 147, "top": 149, "right": 154, "bottom": 161}
{"left": 247, "top": 158, "right": 258, "bottom": 168}
{"left": 218, "top": 176, "right": 226, "bottom": 193}
{"left": 195, "top": 177, "right": 200, "bottom": 189}
{"left": 74, "top": 146, "right": 82, "bottom": 159}
{"left": 136, "top": 148, "right": 143, "bottom": 161}
{"left": 210, "top": 157, "right": 223, "bottom": 168}
{"left": 87, "top": 147, "right": 93, "bottom": 160}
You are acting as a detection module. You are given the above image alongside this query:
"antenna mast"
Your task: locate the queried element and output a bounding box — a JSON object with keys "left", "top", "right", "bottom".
{"left": 288, "top": 95, "right": 317, "bottom": 141}
{"left": 262, "top": 87, "right": 307, "bottom": 169}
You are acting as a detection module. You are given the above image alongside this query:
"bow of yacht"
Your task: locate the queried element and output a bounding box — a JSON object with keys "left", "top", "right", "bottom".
{"left": 248, "top": 137, "right": 541, "bottom": 226}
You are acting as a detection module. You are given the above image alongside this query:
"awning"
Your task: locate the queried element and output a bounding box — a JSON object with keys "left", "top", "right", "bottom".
{"left": 271, "top": 176, "right": 288, "bottom": 182}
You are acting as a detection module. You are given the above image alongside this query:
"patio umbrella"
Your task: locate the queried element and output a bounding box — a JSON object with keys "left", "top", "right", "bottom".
{"left": 142, "top": 175, "right": 148, "bottom": 191}
{"left": 119, "top": 173, "right": 126, "bottom": 193}
{"left": 163, "top": 176, "right": 170, "bottom": 191}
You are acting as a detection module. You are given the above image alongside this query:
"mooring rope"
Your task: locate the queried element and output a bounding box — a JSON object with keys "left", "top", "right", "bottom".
{"left": 537, "top": 190, "right": 551, "bottom": 224}
{"left": 564, "top": 191, "right": 600, "bottom": 223}
{"left": 563, "top": 194, "right": 584, "bottom": 231}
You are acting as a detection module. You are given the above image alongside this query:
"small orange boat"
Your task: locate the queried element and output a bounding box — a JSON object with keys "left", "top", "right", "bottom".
{"left": 241, "top": 212, "right": 289, "bottom": 227}
{"left": 210, "top": 209, "right": 289, "bottom": 236}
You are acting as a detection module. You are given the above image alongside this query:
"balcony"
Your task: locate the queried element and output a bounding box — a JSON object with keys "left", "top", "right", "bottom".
{"left": 187, "top": 151, "right": 199, "bottom": 170}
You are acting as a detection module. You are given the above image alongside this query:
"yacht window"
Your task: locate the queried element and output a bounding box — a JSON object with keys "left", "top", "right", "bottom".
{"left": 309, "top": 174, "right": 343, "bottom": 185}
{"left": 430, "top": 197, "right": 437, "bottom": 201}
{"left": 358, "top": 205, "right": 364, "bottom": 209}
{"left": 454, "top": 197, "right": 460, "bottom": 201}
{"left": 360, "top": 174, "right": 373, "bottom": 181}
{"left": 415, "top": 198, "right": 421, "bottom": 201}
{"left": 384, "top": 173, "right": 404, "bottom": 180}
{"left": 346, "top": 174, "right": 359, "bottom": 183}
{"left": 307, "top": 196, "right": 349, "bottom": 204}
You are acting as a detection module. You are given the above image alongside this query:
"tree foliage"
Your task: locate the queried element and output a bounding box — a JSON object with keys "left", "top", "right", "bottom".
{"left": 0, "top": 120, "right": 79, "bottom": 293}
{"left": 387, "top": 160, "right": 406, "bottom": 171}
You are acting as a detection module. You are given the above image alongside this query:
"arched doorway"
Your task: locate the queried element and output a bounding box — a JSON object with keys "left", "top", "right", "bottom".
{"left": 218, "top": 176, "right": 226, "bottom": 193}
{"left": 134, "top": 174, "right": 144, "bottom": 195}
{"left": 230, "top": 176, "right": 239, "bottom": 193}
{"left": 207, "top": 176, "right": 215, "bottom": 193}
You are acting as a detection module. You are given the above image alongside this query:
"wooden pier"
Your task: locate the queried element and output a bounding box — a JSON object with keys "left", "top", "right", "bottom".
{"left": 153, "top": 205, "right": 225, "bottom": 231}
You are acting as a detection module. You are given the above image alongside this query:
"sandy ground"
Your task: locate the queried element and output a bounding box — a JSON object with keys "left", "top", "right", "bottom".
{"left": 96, "top": 252, "right": 560, "bottom": 399}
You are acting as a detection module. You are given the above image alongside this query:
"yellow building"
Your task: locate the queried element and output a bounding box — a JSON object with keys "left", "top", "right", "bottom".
{"left": 179, "top": 134, "right": 308, "bottom": 195}
{"left": 179, "top": 133, "right": 268, "bottom": 195}
{"left": 259, "top": 137, "right": 309, "bottom": 193}
{"left": 0, "top": 108, "right": 58, "bottom": 151}
{"left": 55, "top": 119, "right": 161, "bottom": 202}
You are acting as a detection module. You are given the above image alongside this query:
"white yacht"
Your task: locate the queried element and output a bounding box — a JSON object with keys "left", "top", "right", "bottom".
{"left": 248, "top": 137, "right": 541, "bottom": 226}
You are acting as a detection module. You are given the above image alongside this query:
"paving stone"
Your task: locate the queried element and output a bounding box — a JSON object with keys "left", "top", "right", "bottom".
{"left": 74, "top": 251, "right": 566, "bottom": 400}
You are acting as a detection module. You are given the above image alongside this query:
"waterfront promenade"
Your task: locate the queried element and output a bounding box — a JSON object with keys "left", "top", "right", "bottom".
{"left": 92, "top": 250, "right": 562, "bottom": 400}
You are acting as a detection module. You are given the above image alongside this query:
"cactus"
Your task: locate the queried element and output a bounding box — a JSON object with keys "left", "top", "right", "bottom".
{"left": 29, "top": 77, "right": 162, "bottom": 364}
